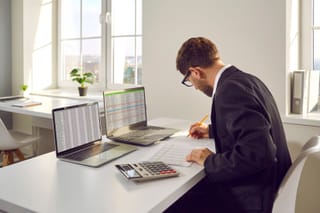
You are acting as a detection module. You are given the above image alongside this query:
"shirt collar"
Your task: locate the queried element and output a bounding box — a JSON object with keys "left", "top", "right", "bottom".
{"left": 212, "top": 64, "right": 231, "bottom": 97}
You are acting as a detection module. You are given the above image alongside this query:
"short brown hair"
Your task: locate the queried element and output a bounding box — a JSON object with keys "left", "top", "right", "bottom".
{"left": 176, "top": 37, "right": 219, "bottom": 75}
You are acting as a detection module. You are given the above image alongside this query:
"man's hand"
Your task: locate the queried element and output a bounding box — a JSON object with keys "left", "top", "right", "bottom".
{"left": 186, "top": 148, "right": 213, "bottom": 166}
{"left": 189, "top": 122, "right": 209, "bottom": 139}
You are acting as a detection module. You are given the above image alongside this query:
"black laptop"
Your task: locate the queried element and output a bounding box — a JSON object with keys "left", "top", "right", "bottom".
{"left": 52, "top": 102, "right": 137, "bottom": 167}
{"left": 103, "top": 87, "right": 178, "bottom": 146}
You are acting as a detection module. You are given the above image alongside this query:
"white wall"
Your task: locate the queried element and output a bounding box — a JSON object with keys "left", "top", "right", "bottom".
{"left": 11, "top": 0, "right": 23, "bottom": 96}
{"left": 11, "top": 0, "right": 55, "bottom": 96}
{"left": 143, "top": 0, "right": 286, "bottom": 122}
{"left": 0, "top": 0, "right": 12, "bottom": 95}
{"left": 0, "top": 0, "right": 12, "bottom": 127}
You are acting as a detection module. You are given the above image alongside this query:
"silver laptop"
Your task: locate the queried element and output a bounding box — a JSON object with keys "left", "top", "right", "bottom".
{"left": 103, "top": 87, "right": 178, "bottom": 146}
{"left": 52, "top": 102, "right": 137, "bottom": 167}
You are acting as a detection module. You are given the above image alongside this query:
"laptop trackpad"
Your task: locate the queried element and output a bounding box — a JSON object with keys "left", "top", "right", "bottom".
{"left": 82, "top": 144, "right": 136, "bottom": 165}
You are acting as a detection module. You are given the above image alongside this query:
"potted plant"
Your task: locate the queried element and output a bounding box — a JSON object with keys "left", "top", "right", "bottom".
{"left": 70, "top": 68, "right": 95, "bottom": 96}
{"left": 20, "top": 84, "right": 28, "bottom": 96}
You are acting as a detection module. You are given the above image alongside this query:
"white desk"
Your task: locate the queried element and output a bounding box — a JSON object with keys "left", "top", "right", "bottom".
{"left": 0, "top": 94, "right": 104, "bottom": 119}
{"left": 0, "top": 94, "right": 104, "bottom": 154}
{"left": 0, "top": 118, "right": 215, "bottom": 213}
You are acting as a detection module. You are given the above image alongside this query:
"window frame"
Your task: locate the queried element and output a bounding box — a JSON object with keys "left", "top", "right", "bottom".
{"left": 57, "top": 0, "right": 106, "bottom": 89}
{"left": 301, "top": 0, "right": 313, "bottom": 71}
{"left": 107, "top": 0, "right": 142, "bottom": 87}
{"left": 57, "top": 0, "right": 142, "bottom": 90}
{"left": 300, "top": 0, "right": 320, "bottom": 114}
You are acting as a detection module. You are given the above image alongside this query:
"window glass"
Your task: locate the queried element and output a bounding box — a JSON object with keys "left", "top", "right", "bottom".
{"left": 136, "top": 0, "right": 142, "bottom": 35}
{"left": 82, "top": 39, "right": 101, "bottom": 80}
{"left": 113, "top": 37, "right": 135, "bottom": 84}
{"left": 314, "top": 0, "right": 320, "bottom": 70}
{"left": 60, "top": 0, "right": 80, "bottom": 39}
{"left": 82, "top": 0, "right": 101, "bottom": 37}
{"left": 112, "top": 0, "right": 135, "bottom": 36}
{"left": 59, "top": 0, "right": 102, "bottom": 84}
{"left": 112, "top": 37, "right": 142, "bottom": 85}
{"left": 314, "top": 30, "right": 320, "bottom": 70}
{"left": 61, "top": 40, "right": 81, "bottom": 80}
{"left": 310, "top": 0, "right": 320, "bottom": 113}
{"left": 111, "top": 0, "right": 142, "bottom": 85}
{"left": 314, "top": 0, "right": 320, "bottom": 26}
{"left": 58, "top": 0, "right": 141, "bottom": 87}
{"left": 136, "top": 36, "right": 142, "bottom": 84}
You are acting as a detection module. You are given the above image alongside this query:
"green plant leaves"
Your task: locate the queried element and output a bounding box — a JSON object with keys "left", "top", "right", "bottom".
{"left": 70, "top": 68, "right": 95, "bottom": 88}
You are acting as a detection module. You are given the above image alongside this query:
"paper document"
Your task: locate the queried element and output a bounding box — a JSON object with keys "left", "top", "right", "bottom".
{"left": 150, "top": 143, "right": 194, "bottom": 167}
{"left": 149, "top": 132, "right": 214, "bottom": 167}
{"left": 12, "top": 100, "right": 42, "bottom": 107}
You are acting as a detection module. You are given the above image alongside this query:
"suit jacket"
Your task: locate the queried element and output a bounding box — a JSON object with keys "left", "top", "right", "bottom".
{"left": 205, "top": 66, "right": 292, "bottom": 213}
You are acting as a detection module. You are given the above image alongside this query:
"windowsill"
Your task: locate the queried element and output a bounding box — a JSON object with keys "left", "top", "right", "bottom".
{"left": 30, "top": 88, "right": 104, "bottom": 101}
{"left": 283, "top": 113, "right": 320, "bottom": 127}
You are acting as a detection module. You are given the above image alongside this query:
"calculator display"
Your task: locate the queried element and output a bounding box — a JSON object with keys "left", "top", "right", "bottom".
{"left": 116, "top": 164, "right": 142, "bottom": 179}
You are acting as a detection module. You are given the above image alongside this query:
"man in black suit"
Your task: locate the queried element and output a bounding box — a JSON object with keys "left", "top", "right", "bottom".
{"left": 166, "top": 37, "right": 292, "bottom": 213}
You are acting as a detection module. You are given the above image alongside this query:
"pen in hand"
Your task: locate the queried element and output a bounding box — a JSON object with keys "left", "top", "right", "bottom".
{"left": 187, "top": 114, "right": 209, "bottom": 137}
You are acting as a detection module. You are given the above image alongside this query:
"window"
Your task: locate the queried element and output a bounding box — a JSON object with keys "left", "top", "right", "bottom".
{"left": 58, "top": 0, "right": 104, "bottom": 87}
{"left": 58, "top": 0, "right": 142, "bottom": 88}
{"left": 313, "top": 0, "right": 320, "bottom": 70}
{"left": 110, "top": 0, "right": 142, "bottom": 85}
{"left": 300, "top": 0, "right": 320, "bottom": 112}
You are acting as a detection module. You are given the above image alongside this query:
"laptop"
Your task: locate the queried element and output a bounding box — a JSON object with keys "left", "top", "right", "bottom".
{"left": 52, "top": 102, "right": 137, "bottom": 167}
{"left": 103, "top": 87, "right": 178, "bottom": 146}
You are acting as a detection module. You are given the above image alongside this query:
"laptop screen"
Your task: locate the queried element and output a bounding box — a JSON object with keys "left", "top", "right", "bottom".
{"left": 103, "top": 87, "right": 147, "bottom": 135}
{"left": 52, "top": 102, "right": 101, "bottom": 154}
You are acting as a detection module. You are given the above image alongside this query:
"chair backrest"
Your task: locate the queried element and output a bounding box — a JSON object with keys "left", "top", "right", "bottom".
{"left": 272, "top": 136, "right": 320, "bottom": 213}
{"left": 0, "top": 118, "right": 19, "bottom": 150}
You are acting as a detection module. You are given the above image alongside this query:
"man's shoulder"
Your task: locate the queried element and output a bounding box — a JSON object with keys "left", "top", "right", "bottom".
{"left": 222, "top": 66, "right": 250, "bottom": 79}
{"left": 221, "top": 66, "right": 264, "bottom": 87}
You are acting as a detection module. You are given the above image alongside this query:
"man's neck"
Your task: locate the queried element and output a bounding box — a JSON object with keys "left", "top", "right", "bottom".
{"left": 208, "top": 60, "right": 225, "bottom": 86}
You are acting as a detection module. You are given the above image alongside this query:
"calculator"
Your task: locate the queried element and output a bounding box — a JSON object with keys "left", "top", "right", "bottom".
{"left": 115, "top": 161, "right": 179, "bottom": 181}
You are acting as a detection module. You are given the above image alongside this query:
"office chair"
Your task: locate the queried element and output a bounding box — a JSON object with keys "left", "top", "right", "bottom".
{"left": 272, "top": 136, "right": 320, "bottom": 213}
{"left": 0, "top": 118, "right": 39, "bottom": 167}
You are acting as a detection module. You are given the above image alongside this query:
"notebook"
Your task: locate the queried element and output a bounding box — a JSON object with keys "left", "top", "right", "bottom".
{"left": 103, "top": 87, "right": 178, "bottom": 146}
{"left": 52, "top": 102, "right": 137, "bottom": 167}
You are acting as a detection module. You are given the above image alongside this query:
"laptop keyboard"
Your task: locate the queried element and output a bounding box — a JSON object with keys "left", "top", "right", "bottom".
{"left": 117, "top": 130, "right": 165, "bottom": 141}
{"left": 120, "top": 130, "right": 154, "bottom": 138}
{"left": 119, "top": 125, "right": 168, "bottom": 138}
{"left": 66, "top": 143, "right": 118, "bottom": 161}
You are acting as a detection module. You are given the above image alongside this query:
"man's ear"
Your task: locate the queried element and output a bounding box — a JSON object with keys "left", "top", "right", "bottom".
{"left": 189, "top": 67, "right": 205, "bottom": 79}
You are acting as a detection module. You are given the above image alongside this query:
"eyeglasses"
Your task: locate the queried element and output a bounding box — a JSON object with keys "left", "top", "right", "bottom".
{"left": 181, "top": 70, "right": 193, "bottom": 87}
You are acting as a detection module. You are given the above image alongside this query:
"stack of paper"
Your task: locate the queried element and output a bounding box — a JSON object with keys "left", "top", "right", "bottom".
{"left": 12, "top": 100, "right": 42, "bottom": 107}
{"left": 149, "top": 133, "right": 214, "bottom": 167}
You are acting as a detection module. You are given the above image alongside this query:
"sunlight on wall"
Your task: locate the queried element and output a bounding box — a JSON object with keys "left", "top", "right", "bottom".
{"left": 11, "top": 0, "right": 54, "bottom": 135}
{"left": 33, "top": 45, "right": 53, "bottom": 90}
{"left": 34, "top": 3, "right": 52, "bottom": 49}
{"left": 32, "top": 0, "right": 53, "bottom": 90}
